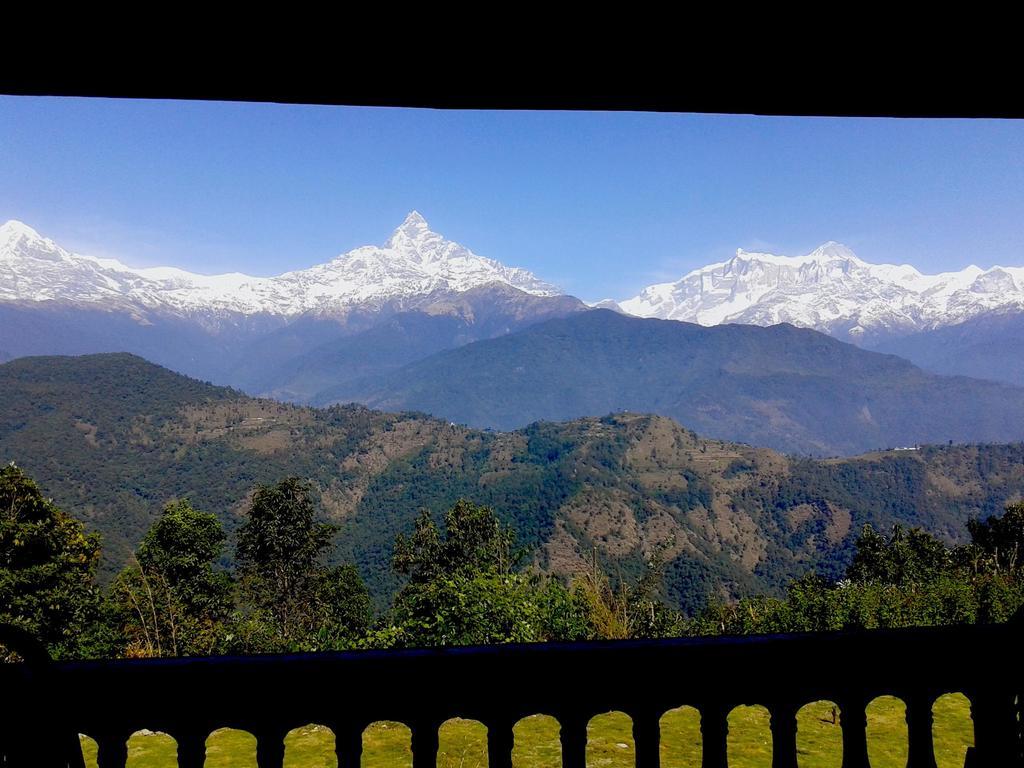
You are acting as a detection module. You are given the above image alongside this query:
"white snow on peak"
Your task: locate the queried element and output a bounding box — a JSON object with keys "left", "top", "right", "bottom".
{"left": 0, "top": 214, "right": 562, "bottom": 317}
{"left": 1, "top": 219, "right": 44, "bottom": 243}
{"left": 619, "top": 242, "right": 1024, "bottom": 340}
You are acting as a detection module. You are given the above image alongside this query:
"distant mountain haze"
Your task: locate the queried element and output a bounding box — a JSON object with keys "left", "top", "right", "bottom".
{"left": 346, "top": 309, "right": 1024, "bottom": 456}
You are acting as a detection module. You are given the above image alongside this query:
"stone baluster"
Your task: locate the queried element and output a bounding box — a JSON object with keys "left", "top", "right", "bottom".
{"left": 256, "top": 728, "right": 286, "bottom": 768}
{"left": 175, "top": 730, "right": 208, "bottom": 768}
{"left": 411, "top": 720, "right": 439, "bottom": 768}
{"left": 559, "top": 715, "right": 588, "bottom": 768}
{"left": 971, "top": 690, "right": 1019, "bottom": 768}
{"left": 335, "top": 724, "right": 364, "bottom": 768}
{"left": 770, "top": 704, "right": 798, "bottom": 768}
{"left": 905, "top": 694, "right": 937, "bottom": 768}
{"left": 633, "top": 709, "right": 661, "bottom": 768}
{"left": 96, "top": 733, "right": 127, "bottom": 768}
{"left": 487, "top": 720, "right": 515, "bottom": 768}
{"left": 700, "top": 704, "right": 729, "bottom": 768}
{"left": 839, "top": 699, "right": 870, "bottom": 768}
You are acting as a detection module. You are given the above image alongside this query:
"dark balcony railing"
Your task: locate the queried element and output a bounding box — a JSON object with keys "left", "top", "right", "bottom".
{"left": 1, "top": 619, "right": 1021, "bottom": 768}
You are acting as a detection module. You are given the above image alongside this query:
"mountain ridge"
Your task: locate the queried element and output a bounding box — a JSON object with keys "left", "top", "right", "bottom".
{"left": 0, "top": 213, "right": 560, "bottom": 318}
{"left": 342, "top": 309, "right": 1024, "bottom": 456}
{"left": 619, "top": 241, "right": 1024, "bottom": 344}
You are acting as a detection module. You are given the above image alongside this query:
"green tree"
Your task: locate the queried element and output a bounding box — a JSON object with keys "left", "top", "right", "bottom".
{"left": 0, "top": 463, "right": 103, "bottom": 659}
{"left": 234, "top": 477, "right": 370, "bottom": 651}
{"left": 393, "top": 499, "right": 520, "bottom": 584}
{"left": 689, "top": 514, "right": 1023, "bottom": 636}
{"left": 311, "top": 564, "right": 373, "bottom": 647}
{"left": 377, "top": 501, "right": 550, "bottom": 647}
{"left": 967, "top": 500, "right": 1024, "bottom": 574}
{"left": 112, "top": 499, "right": 232, "bottom": 657}
{"left": 846, "top": 523, "right": 952, "bottom": 586}
{"left": 381, "top": 501, "right": 683, "bottom": 647}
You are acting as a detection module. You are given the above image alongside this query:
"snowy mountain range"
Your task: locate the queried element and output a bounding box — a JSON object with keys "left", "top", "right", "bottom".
{"left": 6, "top": 214, "right": 1024, "bottom": 345}
{"left": 617, "top": 241, "right": 1024, "bottom": 344}
{"left": 6, "top": 213, "right": 1024, "bottom": 395}
{"left": 6, "top": 215, "right": 1024, "bottom": 449}
{"left": 0, "top": 212, "right": 560, "bottom": 319}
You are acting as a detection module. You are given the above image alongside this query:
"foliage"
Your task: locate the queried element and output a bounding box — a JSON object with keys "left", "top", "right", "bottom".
{"left": 569, "top": 548, "right": 684, "bottom": 639}
{"left": 690, "top": 508, "right": 1024, "bottom": 636}
{"left": 384, "top": 572, "right": 547, "bottom": 647}
{"left": 381, "top": 500, "right": 683, "bottom": 647}
{"left": 235, "top": 477, "right": 336, "bottom": 646}
{"left": 111, "top": 499, "right": 232, "bottom": 657}
{"left": 233, "top": 477, "right": 370, "bottom": 652}
{"left": 310, "top": 564, "right": 373, "bottom": 647}
{"left": 393, "top": 500, "right": 521, "bottom": 584}
{"left": 846, "top": 523, "right": 954, "bottom": 585}
{"left": 385, "top": 501, "right": 535, "bottom": 647}
{"left": 0, "top": 463, "right": 103, "bottom": 659}
{"left": 966, "top": 500, "right": 1024, "bottom": 574}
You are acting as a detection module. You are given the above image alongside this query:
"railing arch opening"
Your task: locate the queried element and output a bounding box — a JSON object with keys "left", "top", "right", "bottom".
{"left": 363, "top": 721, "right": 413, "bottom": 768}
{"left": 586, "top": 711, "right": 634, "bottom": 768}
{"left": 438, "top": 718, "right": 488, "bottom": 768}
{"left": 932, "top": 693, "right": 974, "bottom": 768}
{"left": 284, "top": 723, "right": 337, "bottom": 768}
{"left": 658, "top": 705, "right": 701, "bottom": 768}
{"left": 78, "top": 734, "right": 99, "bottom": 768}
{"left": 512, "top": 714, "right": 561, "bottom": 768}
{"left": 124, "top": 729, "right": 178, "bottom": 767}
{"left": 726, "top": 704, "right": 772, "bottom": 767}
{"left": 865, "top": 696, "right": 908, "bottom": 768}
{"left": 206, "top": 727, "right": 258, "bottom": 768}
{"left": 795, "top": 700, "right": 841, "bottom": 768}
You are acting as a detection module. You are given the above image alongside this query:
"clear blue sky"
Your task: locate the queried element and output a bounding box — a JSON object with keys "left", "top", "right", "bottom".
{"left": 2, "top": 96, "right": 1023, "bottom": 302}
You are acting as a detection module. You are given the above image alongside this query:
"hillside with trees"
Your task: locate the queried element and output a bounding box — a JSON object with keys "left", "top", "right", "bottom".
{"left": 4, "top": 353, "right": 1024, "bottom": 616}
{"left": 4, "top": 461, "right": 1024, "bottom": 663}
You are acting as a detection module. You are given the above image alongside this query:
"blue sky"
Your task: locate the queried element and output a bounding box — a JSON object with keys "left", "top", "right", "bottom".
{"left": 1, "top": 96, "right": 1023, "bottom": 301}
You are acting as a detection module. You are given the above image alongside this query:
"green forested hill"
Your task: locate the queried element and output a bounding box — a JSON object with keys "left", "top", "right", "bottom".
{"left": 345, "top": 309, "right": 1024, "bottom": 456}
{"left": 3, "top": 353, "right": 1024, "bottom": 613}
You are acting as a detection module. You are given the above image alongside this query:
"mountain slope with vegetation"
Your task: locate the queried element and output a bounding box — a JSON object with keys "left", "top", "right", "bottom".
{"left": 349, "top": 309, "right": 1024, "bottom": 456}
{"left": 4, "top": 353, "right": 1024, "bottom": 613}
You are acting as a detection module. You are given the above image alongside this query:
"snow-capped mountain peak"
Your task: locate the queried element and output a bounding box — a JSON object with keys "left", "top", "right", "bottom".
{"left": 379, "top": 210, "right": 461, "bottom": 266}
{"left": 619, "top": 242, "right": 1024, "bottom": 342}
{"left": 386, "top": 210, "right": 430, "bottom": 242}
{"left": 1, "top": 219, "right": 56, "bottom": 254}
{"left": 0, "top": 214, "right": 563, "bottom": 318}
{"left": 1, "top": 219, "right": 41, "bottom": 239}
{"left": 806, "top": 240, "right": 861, "bottom": 261}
